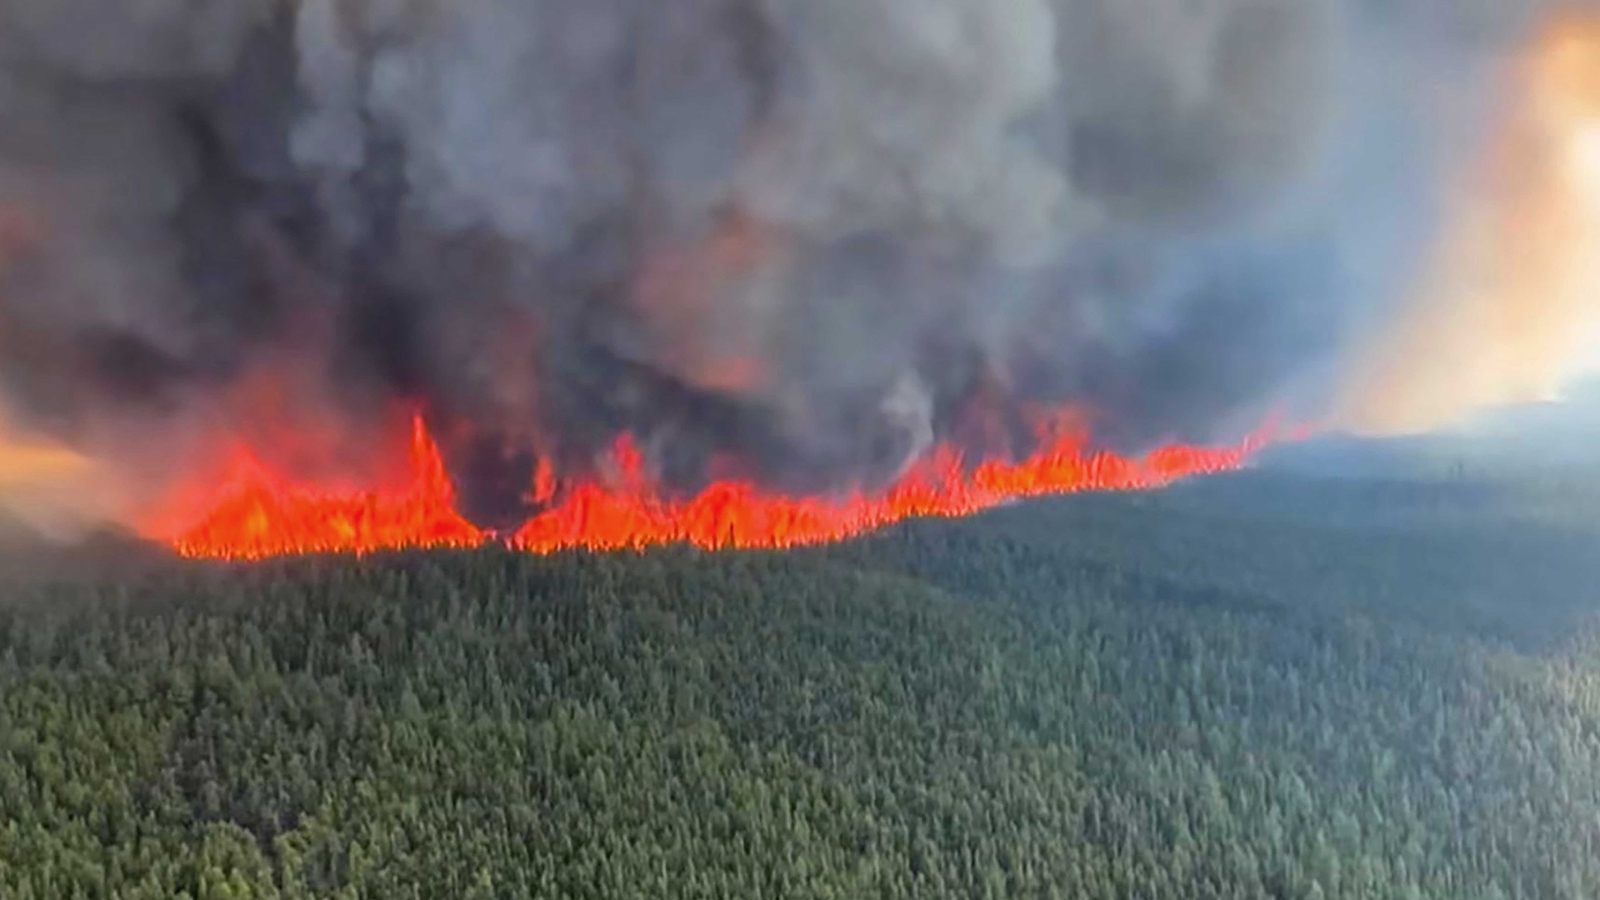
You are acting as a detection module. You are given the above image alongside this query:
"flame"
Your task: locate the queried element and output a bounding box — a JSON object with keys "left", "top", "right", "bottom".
{"left": 147, "top": 416, "right": 484, "bottom": 560}
{"left": 513, "top": 425, "right": 1264, "bottom": 553}
{"left": 1341, "top": 17, "right": 1600, "bottom": 433}
{"left": 139, "top": 407, "right": 1270, "bottom": 560}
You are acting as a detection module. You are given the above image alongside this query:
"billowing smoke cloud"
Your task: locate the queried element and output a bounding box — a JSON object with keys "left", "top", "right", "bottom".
{"left": 0, "top": 0, "right": 1576, "bottom": 529}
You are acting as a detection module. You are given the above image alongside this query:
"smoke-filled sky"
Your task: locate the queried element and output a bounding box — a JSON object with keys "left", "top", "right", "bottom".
{"left": 0, "top": 0, "right": 1592, "bottom": 532}
{"left": 1340, "top": 9, "right": 1600, "bottom": 432}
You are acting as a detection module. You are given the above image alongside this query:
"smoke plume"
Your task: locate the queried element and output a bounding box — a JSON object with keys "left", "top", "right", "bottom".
{"left": 0, "top": 0, "right": 1581, "bottom": 531}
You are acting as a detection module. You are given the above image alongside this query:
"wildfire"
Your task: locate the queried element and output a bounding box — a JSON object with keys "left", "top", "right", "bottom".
{"left": 144, "top": 412, "right": 1269, "bottom": 560}
{"left": 148, "top": 416, "right": 485, "bottom": 560}
{"left": 514, "top": 428, "right": 1262, "bottom": 554}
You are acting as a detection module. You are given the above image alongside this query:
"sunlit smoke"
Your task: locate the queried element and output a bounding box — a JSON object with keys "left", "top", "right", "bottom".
{"left": 1339, "top": 15, "right": 1600, "bottom": 434}
{"left": 0, "top": 406, "right": 125, "bottom": 540}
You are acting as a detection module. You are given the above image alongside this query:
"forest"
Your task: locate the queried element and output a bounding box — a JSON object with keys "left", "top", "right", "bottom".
{"left": 3, "top": 463, "right": 1600, "bottom": 899}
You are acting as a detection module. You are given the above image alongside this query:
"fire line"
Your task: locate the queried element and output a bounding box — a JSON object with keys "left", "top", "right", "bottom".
{"left": 145, "top": 414, "right": 1274, "bottom": 561}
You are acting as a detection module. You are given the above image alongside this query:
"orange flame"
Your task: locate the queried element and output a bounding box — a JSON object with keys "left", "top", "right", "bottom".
{"left": 143, "top": 410, "right": 1271, "bottom": 560}
{"left": 149, "top": 416, "right": 484, "bottom": 560}
{"left": 513, "top": 426, "right": 1264, "bottom": 553}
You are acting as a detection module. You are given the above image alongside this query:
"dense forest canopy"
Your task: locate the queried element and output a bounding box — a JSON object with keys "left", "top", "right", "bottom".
{"left": 3, "top": 464, "right": 1600, "bottom": 899}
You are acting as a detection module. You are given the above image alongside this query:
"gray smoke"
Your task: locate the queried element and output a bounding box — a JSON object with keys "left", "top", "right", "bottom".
{"left": 0, "top": 0, "right": 1567, "bottom": 525}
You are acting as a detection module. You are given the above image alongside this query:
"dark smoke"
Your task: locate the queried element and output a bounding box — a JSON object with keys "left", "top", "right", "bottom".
{"left": 0, "top": 0, "right": 1569, "bottom": 526}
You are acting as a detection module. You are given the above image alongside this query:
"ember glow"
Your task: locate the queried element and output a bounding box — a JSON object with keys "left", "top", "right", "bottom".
{"left": 143, "top": 414, "right": 1269, "bottom": 561}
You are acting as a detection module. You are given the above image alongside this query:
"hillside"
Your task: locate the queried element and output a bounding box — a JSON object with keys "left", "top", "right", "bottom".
{"left": 3, "top": 465, "right": 1600, "bottom": 899}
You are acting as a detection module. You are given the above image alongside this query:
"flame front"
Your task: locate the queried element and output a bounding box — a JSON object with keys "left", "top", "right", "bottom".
{"left": 514, "top": 429, "right": 1262, "bottom": 554}
{"left": 140, "top": 412, "right": 1267, "bottom": 561}
{"left": 147, "top": 416, "right": 485, "bottom": 560}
